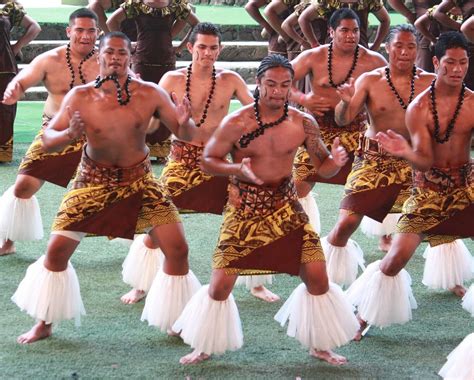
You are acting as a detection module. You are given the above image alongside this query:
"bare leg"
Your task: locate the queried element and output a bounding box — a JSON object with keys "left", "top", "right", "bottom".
{"left": 17, "top": 233, "right": 80, "bottom": 344}
{"left": 378, "top": 234, "right": 392, "bottom": 252}
{"left": 379, "top": 233, "right": 423, "bottom": 276}
{"left": 353, "top": 314, "right": 369, "bottom": 342}
{"left": 300, "top": 260, "right": 348, "bottom": 365}
{"left": 180, "top": 269, "right": 238, "bottom": 365}
{"left": 295, "top": 179, "right": 314, "bottom": 199}
{"left": 326, "top": 209, "right": 363, "bottom": 247}
{"left": 250, "top": 285, "right": 280, "bottom": 302}
{"left": 1, "top": 175, "right": 44, "bottom": 255}
{"left": 0, "top": 239, "right": 15, "bottom": 255}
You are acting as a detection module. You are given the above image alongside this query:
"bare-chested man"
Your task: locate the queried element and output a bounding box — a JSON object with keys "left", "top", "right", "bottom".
{"left": 347, "top": 31, "right": 473, "bottom": 335}
{"left": 121, "top": 23, "right": 280, "bottom": 306}
{"left": 290, "top": 9, "right": 387, "bottom": 282}
{"left": 325, "top": 24, "right": 434, "bottom": 291}
{"left": 0, "top": 8, "right": 99, "bottom": 255}
{"left": 11, "top": 31, "right": 200, "bottom": 344}
{"left": 171, "top": 54, "right": 359, "bottom": 366}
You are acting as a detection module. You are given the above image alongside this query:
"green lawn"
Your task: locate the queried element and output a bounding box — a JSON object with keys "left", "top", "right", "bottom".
{"left": 24, "top": 5, "right": 406, "bottom": 26}
{"left": 1, "top": 105, "right": 473, "bottom": 378}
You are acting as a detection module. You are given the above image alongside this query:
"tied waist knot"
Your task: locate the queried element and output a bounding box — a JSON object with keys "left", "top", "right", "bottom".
{"left": 413, "top": 163, "right": 473, "bottom": 192}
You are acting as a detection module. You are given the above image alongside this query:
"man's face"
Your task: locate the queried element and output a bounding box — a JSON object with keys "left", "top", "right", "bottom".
{"left": 257, "top": 67, "right": 292, "bottom": 110}
{"left": 99, "top": 37, "right": 131, "bottom": 76}
{"left": 67, "top": 17, "right": 98, "bottom": 56}
{"left": 187, "top": 33, "right": 221, "bottom": 67}
{"left": 330, "top": 18, "right": 360, "bottom": 53}
{"left": 386, "top": 31, "right": 417, "bottom": 71}
{"left": 433, "top": 47, "right": 469, "bottom": 86}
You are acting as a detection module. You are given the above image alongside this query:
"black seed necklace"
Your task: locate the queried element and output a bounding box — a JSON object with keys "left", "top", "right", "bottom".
{"left": 66, "top": 43, "right": 96, "bottom": 90}
{"left": 385, "top": 65, "right": 416, "bottom": 110}
{"left": 327, "top": 42, "right": 359, "bottom": 88}
{"left": 185, "top": 64, "right": 216, "bottom": 128}
{"left": 239, "top": 89, "right": 289, "bottom": 148}
{"left": 94, "top": 74, "right": 132, "bottom": 106}
{"left": 429, "top": 79, "right": 465, "bottom": 144}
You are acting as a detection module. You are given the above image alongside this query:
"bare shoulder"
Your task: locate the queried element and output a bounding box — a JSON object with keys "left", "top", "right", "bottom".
{"left": 30, "top": 45, "right": 63, "bottom": 68}
{"left": 358, "top": 67, "right": 384, "bottom": 86}
{"left": 416, "top": 68, "right": 436, "bottom": 86}
{"left": 292, "top": 45, "right": 326, "bottom": 67}
{"left": 292, "top": 108, "right": 318, "bottom": 132}
{"left": 408, "top": 86, "right": 431, "bottom": 113}
{"left": 159, "top": 68, "right": 186, "bottom": 88}
{"left": 359, "top": 46, "right": 387, "bottom": 69}
{"left": 217, "top": 69, "right": 246, "bottom": 85}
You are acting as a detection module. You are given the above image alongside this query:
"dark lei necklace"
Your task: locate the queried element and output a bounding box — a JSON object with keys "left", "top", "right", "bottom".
{"left": 385, "top": 66, "right": 416, "bottom": 110}
{"left": 185, "top": 64, "right": 216, "bottom": 128}
{"left": 327, "top": 42, "right": 359, "bottom": 88}
{"left": 429, "top": 79, "right": 466, "bottom": 144}
{"left": 94, "top": 74, "right": 132, "bottom": 106}
{"left": 238, "top": 89, "right": 289, "bottom": 148}
{"left": 66, "top": 43, "right": 96, "bottom": 90}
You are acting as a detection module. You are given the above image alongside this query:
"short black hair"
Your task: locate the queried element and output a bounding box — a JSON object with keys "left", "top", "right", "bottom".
{"left": 434, "top": 31, "right": 469, "bottom": 59}
{"left": 69, "top": 8, "right": 98, "bottom": 25}
{"left": 257, "top": 54, "right": 294, "bottom": 79}
{"left": 189, "top": 22, "right": 222, "bottom": 45}
{"left": 329, "top": 8, "right": 360, "bottom": 30}
{"left": 386, "top": 24, "right": 417, "bottom": 44}
{"left": 99, "top": 31, "right": 132, "bottom": 52}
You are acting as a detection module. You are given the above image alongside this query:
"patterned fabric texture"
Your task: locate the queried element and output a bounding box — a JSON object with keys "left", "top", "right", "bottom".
{"left": 52, "top": 150, "right": 180, "bottom": 239}
{"left": 311, "top": 0, "right": 383, "bottom": 17}
{"left": 122, "top": 0, "right": 191, "bottom": 20}
{"left": 0, "top": 1, "right": 25, "bottom": 27}
{"left": 213, "top": 177, "right": 325, "bottom": 276}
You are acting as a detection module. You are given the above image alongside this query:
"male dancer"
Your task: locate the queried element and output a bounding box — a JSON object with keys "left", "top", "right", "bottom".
{"left": 290, "top": 9, "right": 387, "bottom": 279}
{"left": 11, "top": 31, "right": 199, "bottom": 344}
{"left": 0, "top": 8, "right": 100, "bottom": 255}
{"left": 347, "top": 31, "right": 473, "bottom": 332}
{"left": 172, "top": 54, "right": 359, "bottom": 366}
{"left": 122, "top": 23, "right": 281, "bottom": 305}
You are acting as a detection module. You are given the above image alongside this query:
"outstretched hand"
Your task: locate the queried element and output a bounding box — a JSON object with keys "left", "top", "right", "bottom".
{"left": 2, "top": 80, "right": 23, "bottom": 105}
{"left": 171, "top": 92, "right": 192, "bottom": 126}
{"left": 330, "top": 137, "right": 349, "bottom": 167}
{"left": 376, "top": 129, "right": 410, "bottom": 157}
{"left": 237, "top": 157, "right": 263, "bottom": 185}
{"left": 335, "top": 77, "right": 355, "bottom": 103}
{"left": 66, "top": 106, "right": 85, "bottom": 140}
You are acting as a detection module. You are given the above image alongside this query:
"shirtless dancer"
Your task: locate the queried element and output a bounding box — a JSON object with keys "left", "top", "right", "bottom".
{"left": 11, "top": 31, "right": 199, "bottom": 344}
{"left": 0, "top": 8, "right": 99, "bottom": 255}
{"left": 347, "top": 31, "right": 473, "bottom": 334}
{"left": 121, "top": 23, "right": 280, "bottom": 305}
{"left": 290, "top": 9, "right": 387, "bottom": 285}
{"left": 172, "top": 54, "right": 359, "bottom": 365}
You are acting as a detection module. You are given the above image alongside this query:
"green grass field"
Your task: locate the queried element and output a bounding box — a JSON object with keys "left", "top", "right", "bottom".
{"left": 1, "top": 103, "right": 473, "bottom": 378}
{"left": 24, "top": 5, "right": 406, "bottom": 26}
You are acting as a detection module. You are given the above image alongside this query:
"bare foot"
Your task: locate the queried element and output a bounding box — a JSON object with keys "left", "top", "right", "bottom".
{"left": 450, "top": 285, "right": 466, "bottom": 298}
{"left": 250, "top": 286, "right": 280, "bottom": 302}
{"left": 353, "top": 315, "right": 370, "bottom": 341}
{"left": 120, "top": 289, "right": 145, "bottom": 304}
{"left": 179, "top": 349, "right": 210, "bottom": 365}
{"left": 310, "top": 349, "right": 347, "bottom": 365}
{"left": 0, "top": 239, "right": 15, "bottom": 256}
{"left": 378, "top": 235, "right": 392, "bottom": 252}
{"left": 17, "top": 321, "right": 52, "bottom": 344}
{"left": 167, "top": 328, "right": 180, "bottom": 337}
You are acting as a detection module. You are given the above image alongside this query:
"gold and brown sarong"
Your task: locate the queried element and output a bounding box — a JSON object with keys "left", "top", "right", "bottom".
{"left": 52, "top": 149, "right": 180, "bottom": 239}
{"left": 18, "top": 114, "right": 85, "bottom": 188}
{"left": 340, "top": 136, "right": 412, "bottom": 222}
{"left": 293, "top": 111, "right": 367, "bottom": 185}
{"left": 397, "top": 163, "right": 474, "bottom": 245}
{"left": 213, "top": 177, "right": 325, "bottom": 276}
{"left": 161, "top": 140, "right": 229, "bottom": 214}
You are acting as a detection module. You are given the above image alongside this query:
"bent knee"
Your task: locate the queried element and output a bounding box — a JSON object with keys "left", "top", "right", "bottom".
{"left": 208, "top": 282, "right": 233, "bottom": 301}
{"left": 14, "top": 176, "right": 42, "bottom": 198}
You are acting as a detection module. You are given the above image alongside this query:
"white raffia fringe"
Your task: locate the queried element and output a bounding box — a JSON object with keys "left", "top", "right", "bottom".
{"left": 298, "top": 193, "right": 321, "bottom": 234}
{"left": 321, "top": 237, "right": 365, "bottom": 287}
{"left": 462, "top": 285, "right": 474, "bottom": 317}
{"left": 438, "top": 333, "right": 474, "bottom": 380}
{"left": 360, "top": 214, "right": 401, "bottom": 238}
{"left": 274, "top": 282, "right": 358, "bottom": 351}
{"left": 235, "top": 275, "right": 273, "bottom": 289}
{"left": 141, "top": 269, "right": 201, "bottom": 332}
{"left": 422, "top": 240, "right": 473, "bottom": 290}
{"left": 0, "top": 186, "right": 43, "bottom": 242}
{"left": 172, "top": 285, "right": 243, "bottom": 355}
{"left": 346, "top": 260, "right": 417, "bottom": 328}
{"left": 11, "top": 255, "right": 85, "bottom": 326}
{"left": 122, "top": 234, "right": 163, "bottom": 292}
